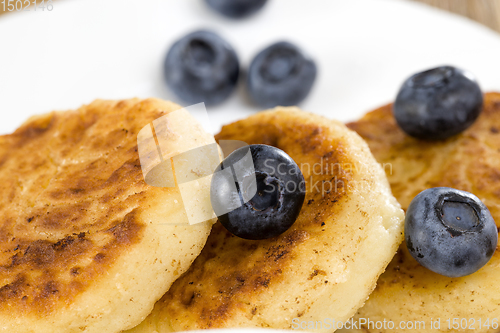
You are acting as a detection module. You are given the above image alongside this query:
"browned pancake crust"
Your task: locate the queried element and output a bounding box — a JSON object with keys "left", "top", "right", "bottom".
{"left": 132, "top": 108, "right": 405, "bottom": 333}
{"left": 345, "top": 92, "right": 500, "bottom": 332}
{"left": 0, "top": 99, "right": 172, "bottom": 316}
{"left": 163, "top": 111, "right": 352, "bottom": 328}
{"left": 347, "top": 92, "right": 500, "bottom": 227}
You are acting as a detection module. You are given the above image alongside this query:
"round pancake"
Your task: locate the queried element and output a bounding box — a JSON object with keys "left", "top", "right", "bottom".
{"left": 126, "top": 108, "right": 404, "bottom": 332}
{"left": 0, "top": 98, "right": 214, "bottom": 332}
{"left": 341, "top": 92, "right": 500, "bottom": 333}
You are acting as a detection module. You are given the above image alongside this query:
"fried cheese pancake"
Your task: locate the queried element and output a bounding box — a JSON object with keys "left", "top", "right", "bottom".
{"left": 340, "top": 92, "right": 500, "bottom": 333}
{"left": 0, "top": 99, "right": 214, "bottom": 332}
{"left": 127, "top": 108, "right": 404, "bottom": 332}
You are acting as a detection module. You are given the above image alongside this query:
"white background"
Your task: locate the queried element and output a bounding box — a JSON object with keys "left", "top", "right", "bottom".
{"left": 1, "top": 0, "right": 500, "bottom": 134}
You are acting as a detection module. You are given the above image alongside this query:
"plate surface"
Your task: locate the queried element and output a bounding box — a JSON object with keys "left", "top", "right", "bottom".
{"left": 1, "top": 0, "right": 500, "bottom": 134}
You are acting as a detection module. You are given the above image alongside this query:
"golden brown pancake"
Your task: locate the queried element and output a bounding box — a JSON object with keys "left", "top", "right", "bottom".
{"left": 339, "top": 92, "right": 500, "bottom": 333}
{"left": 0, "top": 99, "right": 214, "bottom": 332}
{"left": 127, "top": 107, "right": 404, "bottom": 332}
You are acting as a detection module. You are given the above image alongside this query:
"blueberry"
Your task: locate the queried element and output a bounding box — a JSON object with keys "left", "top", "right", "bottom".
{"left": 164, "top": 30, "right": 239, "bottom": 106}
{"left": 405, "top": 187, "right": 497, "bottom": 277}
{"left": 247, "top": 41, "right": 317, "bottom": 108}
{"left": 394, "top": 66, "right": 483, "bottom": 140}
{"left": 205, "top": 0, "right": 268, "bottom": 19}
{"left": 210, "top": 144, "right": 305, "bottom": 240}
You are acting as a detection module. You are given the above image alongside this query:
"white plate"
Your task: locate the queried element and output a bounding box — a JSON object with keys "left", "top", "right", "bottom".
{"left": 1, "top": 0, "right": 500, "bottom": 135}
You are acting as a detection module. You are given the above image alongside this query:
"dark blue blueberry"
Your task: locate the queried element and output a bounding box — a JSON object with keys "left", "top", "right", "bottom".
{"left": 205, "top": 0, "right": 268, "bottom": 19}
{"left": 405, "top": 187, "right": 497, "bottom": 277}
{"left": 164, "top": 30, "right": 239, "bottom": 106}
{"left": 247, "top": 41, "right": 317, "bottom": 108}
{"left": 210, "top": 144, "right": 305, "bottom": 240}
{"left": 394, "top": 66, "right": 483, "bottom": 140}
